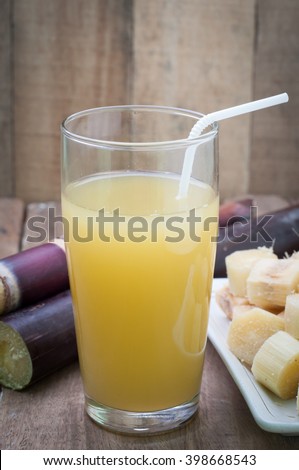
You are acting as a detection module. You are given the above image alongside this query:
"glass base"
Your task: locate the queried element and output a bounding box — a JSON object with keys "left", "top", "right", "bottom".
{"left": 85, "top": 395, "right": 198, "bottom": 435}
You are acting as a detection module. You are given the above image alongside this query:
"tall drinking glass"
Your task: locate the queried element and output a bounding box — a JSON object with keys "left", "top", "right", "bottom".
{"left": 61, "top": 106, "right": 219, "bottom": 434}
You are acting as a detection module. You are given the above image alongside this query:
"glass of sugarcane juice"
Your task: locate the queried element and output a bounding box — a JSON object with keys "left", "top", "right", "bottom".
{"left": 61, "top": 106, "right": 218, "bottom": 434}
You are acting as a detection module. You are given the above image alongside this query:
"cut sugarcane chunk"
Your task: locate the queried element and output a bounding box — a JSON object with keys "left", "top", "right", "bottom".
{"left": 227, "top": 307, "right": 284, "bottom": 366}
{"left": 225, "top": 248, "right": 277, "bottom": 297}
{"left": 247, "top": 258, "right": 299, "bottom": 311}
{"left": 0, "top": 240, "right": 69, "bottom": 315}
{"left": 252, "top": 331, "right": 299, "bottom": 399}
{"left": 0, "top": 323, "right": 32, "bottom": 389}
{"left": 297, "top": 385, "right": 299, "bottom": 414}
{"left": 285, "top": 293, "right": 299, "bottom": 339}
{"left": 215, "top": 285, "right": 250, "bottom": 320}
{"left": 232, "top": 304, "right": 255, "bottom": 319}
{"left": 0, "top": 291, "right": 77, "bottom": 390}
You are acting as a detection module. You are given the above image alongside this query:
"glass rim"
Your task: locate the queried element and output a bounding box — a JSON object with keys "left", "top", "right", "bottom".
{"left": 61, "top": 104, "right": 218, "bottom": 150}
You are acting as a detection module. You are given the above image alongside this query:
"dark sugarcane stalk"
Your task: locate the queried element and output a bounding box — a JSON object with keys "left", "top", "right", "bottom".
{"left": 214, "top": 204, "right": 299, "bottom": 277}
{"left": 0, "top": 240, "right": 69, "bottom": 315}
{"left": 219, "top": 198, "right": 253, "bottom": 227}
{"left": 0, "top": 290, "right": 77, "bottom": 389}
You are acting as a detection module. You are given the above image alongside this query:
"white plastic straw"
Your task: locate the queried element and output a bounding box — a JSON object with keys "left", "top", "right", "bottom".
{"left": 177, "top": 92, "right": 289, "bottom": 199}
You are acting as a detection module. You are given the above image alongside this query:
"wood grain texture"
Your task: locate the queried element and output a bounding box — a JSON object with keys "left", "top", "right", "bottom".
{"left": 13, "top": 0, "right": 133, "bottom": 202}
{"left": 0, "top": 0, "right": 13, "bottom": 196}
{"left": 12, "top": 0, "right": 257, "bottom": 202}
{"left": 132, "top": 0, "right": 256, "bottom": 199}
{"left": 250, "top": 0, "right": 299, "bottom": 198}
{"left": 1, "top": 0, "right": 299, "bottom": 202}
{"left": 1, "top": 342, "right": 298, "bottom": 450}
{"left": 0, "top": 198, "right": 24, "bottom": 258}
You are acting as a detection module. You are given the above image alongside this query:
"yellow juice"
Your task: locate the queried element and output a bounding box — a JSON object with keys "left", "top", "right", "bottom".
{"left": 62, "top": 172, "right": 218, "bottom": 412}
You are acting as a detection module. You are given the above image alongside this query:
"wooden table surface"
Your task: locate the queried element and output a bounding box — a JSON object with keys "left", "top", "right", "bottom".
{"left": 0, "top": 198, "right": 299, "bottom": 450}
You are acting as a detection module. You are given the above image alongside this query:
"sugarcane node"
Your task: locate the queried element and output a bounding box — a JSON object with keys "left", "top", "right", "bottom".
{"left": 0, "top": 241, "right": 70, "bottom": 315}
{"left": 0, "top": 275, "right": 11, "bottom": 313}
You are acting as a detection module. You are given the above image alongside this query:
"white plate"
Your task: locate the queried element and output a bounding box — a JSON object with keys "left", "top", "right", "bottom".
{"left": 208, "top": 278, "right": 299, "bottom": 436}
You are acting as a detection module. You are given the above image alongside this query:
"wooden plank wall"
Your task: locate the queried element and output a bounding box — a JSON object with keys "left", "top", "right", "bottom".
{"left": 0, "top": 0, "right": 298, "bottom": 203}
{"left": 0, "top": 0, "right": 13, "bottom": 197}
{"left": 250, "top": 0, "right": 299, "bottom": 199}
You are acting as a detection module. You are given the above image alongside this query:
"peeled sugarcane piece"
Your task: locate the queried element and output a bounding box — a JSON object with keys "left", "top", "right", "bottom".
{"left": 232, "top": 304, "right": 255, "bottom": 319}
{"left": 297, "top": 385, "right": 299, "bottom": 413}
{"left": 251, "top": 331, "right": 299, "bottom": 400}
{"left": 227, "top": 307, "right": 284, "bottom": 366}
{"left": 219, "top": 199, "right": 253, "bottom": 227}
{"left": 225, "top": 247, "right": 277, "bottom": 297}
{"left": 0, "top": 290, "right": 77, "bottom": 389}
{"left": 215, "top": 204, "right": 299, "bottom": 278}
{"left": 215, "top": 284, "right": 251, "bottom": 320}
{"left": 0, "top": 240, "right": 69, "bottom": 315}
{"left": 247, "top": 258, "right": 299, "bottom": 311}
{"left": 285, "top": 293, "right": 299, "bottom": 339}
